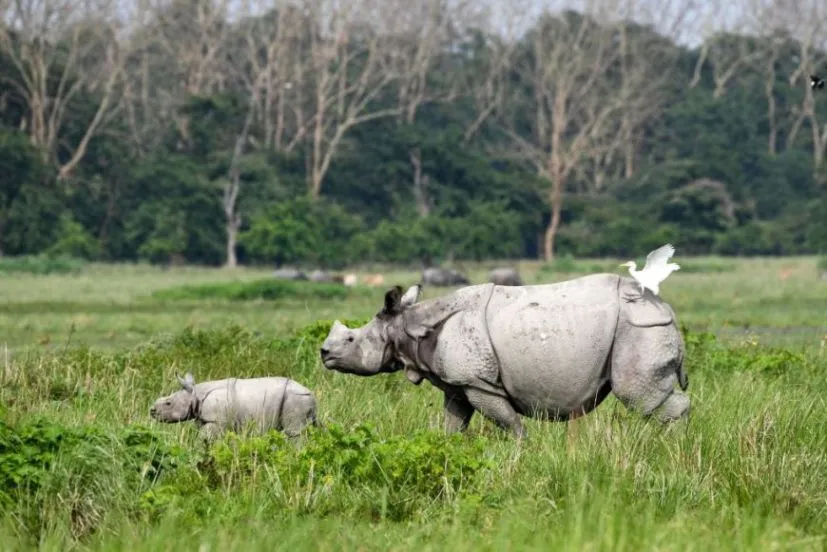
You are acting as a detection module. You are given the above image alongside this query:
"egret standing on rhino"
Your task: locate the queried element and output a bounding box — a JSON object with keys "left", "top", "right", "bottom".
{"left": 320, "top": 273, "right": 689, "bottom": 438}
{"left": 619, "top": 243, "right": 681, "bottom": 298}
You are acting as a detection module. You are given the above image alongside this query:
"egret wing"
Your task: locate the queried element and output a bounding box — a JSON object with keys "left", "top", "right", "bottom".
{"left": 642, "top": 244, "right": 675, "bottom": 272}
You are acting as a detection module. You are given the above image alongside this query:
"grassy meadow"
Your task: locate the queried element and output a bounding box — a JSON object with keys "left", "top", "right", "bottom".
{"left": 0, "top": 255, "right": 826, "bottom": 551}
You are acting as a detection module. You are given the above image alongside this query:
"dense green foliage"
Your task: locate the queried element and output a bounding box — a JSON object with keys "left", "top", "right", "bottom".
{"left": 1, "top": 319, "right": 825, "bottom": 550}
{"left": 1, "top": 6, "right": 826, "bottom": 265}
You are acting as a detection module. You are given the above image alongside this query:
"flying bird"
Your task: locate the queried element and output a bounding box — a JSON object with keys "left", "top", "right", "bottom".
{"left": 619, "top": 243, "right": 681, "bottom": 298}
{"left": 810, "top": 74, "right": 825, "bottom": 90}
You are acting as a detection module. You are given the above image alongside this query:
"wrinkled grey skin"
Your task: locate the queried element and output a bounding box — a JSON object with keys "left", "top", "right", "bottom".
{"left": 150, "top": 373, "right": 318, "bottom": 441}
{"left": 421, "top": 267, "right": 470, "bottom": 287}
{"left": 489, "top": 267, "right": 522, "bottom": 286}
{"left": 273, "top": 267, "right": 307, "bottom": 280}
{"left": 320, "top": 274, "right": 689, "bottom": 438}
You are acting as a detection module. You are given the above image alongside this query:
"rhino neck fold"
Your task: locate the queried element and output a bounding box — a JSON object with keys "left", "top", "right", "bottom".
{"left": 393, "top": 285, "right": 490, "bottom": 381}
{"left": 191, "top": 383, "right": 224, "bottom": 423}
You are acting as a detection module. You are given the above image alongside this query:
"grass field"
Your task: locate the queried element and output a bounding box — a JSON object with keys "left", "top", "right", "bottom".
{"left": 1, "top": 256, "right": 826, "bottom": 551}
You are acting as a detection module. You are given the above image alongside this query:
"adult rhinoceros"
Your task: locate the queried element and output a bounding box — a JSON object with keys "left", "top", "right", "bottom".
{"left": 320, "top": 273, "right": 689, "bottom": 438}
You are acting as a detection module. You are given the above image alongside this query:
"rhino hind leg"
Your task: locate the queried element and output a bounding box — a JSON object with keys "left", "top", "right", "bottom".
{"left": 280, "top": 393, "right": 318, "bottom": 438}
{"left": 463, "top": 388, "right": 525, "bottom": 438}
{"left": 443, "top": 391, "right": 475, "bottom": 433}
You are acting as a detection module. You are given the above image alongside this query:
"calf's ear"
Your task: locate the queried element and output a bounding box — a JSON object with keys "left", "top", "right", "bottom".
{"left": 178, "top": 372, "right": 195, "bottom": 393}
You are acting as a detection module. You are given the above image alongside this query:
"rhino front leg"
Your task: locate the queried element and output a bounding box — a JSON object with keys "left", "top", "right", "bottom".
{"left": 198, "top": 422, "right": 223, "bottom": 443}
{"left": 463, "top": 388, "right": 525, "bottom": 439}
{"left": 443, "top": 391, "right": 474, "bottom": 433}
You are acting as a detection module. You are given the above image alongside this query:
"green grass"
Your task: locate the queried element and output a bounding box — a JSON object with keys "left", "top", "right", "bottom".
{"left": 0, "top": 254, "right": 86, "bottom": 276}
{"left": 0, "top": 256, "right": 826, "bottom": 550}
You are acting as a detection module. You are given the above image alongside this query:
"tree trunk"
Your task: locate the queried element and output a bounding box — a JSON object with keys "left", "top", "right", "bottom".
{"left": 410, "top": 149, "right": 431, "bottom": 217}
{"left": 225, "top": 214, "right": 239, "bottom": 268}
{"left": 544, "top": 175, "right": 563, "bottom": 261}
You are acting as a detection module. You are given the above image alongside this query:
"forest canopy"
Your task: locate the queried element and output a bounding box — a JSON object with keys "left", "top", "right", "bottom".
{"left": 0, "top": 0, "right": 825, "bottom": 268}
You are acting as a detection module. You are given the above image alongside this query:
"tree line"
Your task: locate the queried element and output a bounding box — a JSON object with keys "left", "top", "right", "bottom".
{"left": 0, "top": 0, "right": 825, "bottom": 268}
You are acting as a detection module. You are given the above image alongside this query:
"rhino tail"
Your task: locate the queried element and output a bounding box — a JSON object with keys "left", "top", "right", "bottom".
{"left": 677, "top": 358, "right": 689, "bottom": 391}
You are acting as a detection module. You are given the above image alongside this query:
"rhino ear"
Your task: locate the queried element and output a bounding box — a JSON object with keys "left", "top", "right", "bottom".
{"left": 399, "top": 284, "right": 422, "bottom": 308}
{"left": 178, "top": 372, "right": 195, "bottom": 393}
{"left": 383, "top": 286, "right": 403, "bottom": 314}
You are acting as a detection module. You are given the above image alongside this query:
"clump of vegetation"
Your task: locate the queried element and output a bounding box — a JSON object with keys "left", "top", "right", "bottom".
{"left": 141, "top": 423, "right": 492, "bottom": 523}
{"left": 0, "top": 255, "right": 85, "bottom": 275}
{"left": 151, "top": 278, "right": 375, "bottom": 302}
{"left": 0, "top": 418, "right": 185, "bottom": 542}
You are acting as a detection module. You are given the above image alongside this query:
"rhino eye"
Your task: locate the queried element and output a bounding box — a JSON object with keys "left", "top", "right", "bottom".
{"left": 347, "top": 336, "right": 354, "bottom": 343}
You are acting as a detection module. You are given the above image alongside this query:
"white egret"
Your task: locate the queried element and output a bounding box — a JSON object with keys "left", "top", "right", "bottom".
{"left": 619, "top": 243, "right": 680, "bottom": 297}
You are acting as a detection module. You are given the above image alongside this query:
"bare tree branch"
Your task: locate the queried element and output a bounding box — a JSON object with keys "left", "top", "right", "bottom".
{"left": 304, "top": 0, "right": 405, "bottom": 198}
{"left": 0, "top": 0, "right": 130, "bottom": 180}
{"left": 498, "top": 3, "right": 626, "bottom": 260}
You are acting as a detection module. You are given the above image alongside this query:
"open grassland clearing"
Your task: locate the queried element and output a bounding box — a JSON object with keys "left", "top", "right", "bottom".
{"left": 0, "top": 256, "right": 825, "bottom": 550}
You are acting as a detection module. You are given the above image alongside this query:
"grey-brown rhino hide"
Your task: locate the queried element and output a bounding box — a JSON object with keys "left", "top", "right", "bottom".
{"left": 321, "top": 273, "right": 690, "bottom": 438}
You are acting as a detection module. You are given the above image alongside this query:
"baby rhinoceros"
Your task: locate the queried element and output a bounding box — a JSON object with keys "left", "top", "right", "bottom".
{"left": 150, "top": 372, "right": 319, "bottom": 442}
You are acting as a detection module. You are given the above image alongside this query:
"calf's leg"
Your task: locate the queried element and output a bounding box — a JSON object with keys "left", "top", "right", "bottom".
{"left": 280, "top": 393, "right": 318, "bottom": 437}
{"left": 198, "top": 422, "right": 223, "bottom": 443}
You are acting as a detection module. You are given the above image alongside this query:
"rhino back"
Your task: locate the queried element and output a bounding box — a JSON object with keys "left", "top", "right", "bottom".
{"left": 484, "top": 273, "right": 621, "bottom": 414}
{"left": 199, "top": 377, "right": 309, "bottom": 427}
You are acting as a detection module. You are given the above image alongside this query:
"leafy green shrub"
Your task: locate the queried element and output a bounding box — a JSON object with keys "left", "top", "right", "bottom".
{"left": 152, "top": 278, "right": 374, "bottom": 302}
{"left": 682, "top": 328, "right": 809, "bottom": 378}
{"left": 45, "top": 214, "right": 101, "bottom": 260}
{"left": 0, "top": 418, "right": 187, "bottom": 542}
{"left": 0, "top": 254, "right": 85, "bottom": 275}
{"left": 145, "top": 423, "right": 492, "bottom": 522}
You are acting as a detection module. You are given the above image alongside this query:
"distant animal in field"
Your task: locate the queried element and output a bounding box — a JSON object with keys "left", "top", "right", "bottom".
{"left": 362, "top": 273, "right": 385, "bottom": 286}
{"left": 421, "top": 266, "right": 470, "bottom": 287}
{"left": 273, "top": 267, "right": 307, "bottom": 281}
{"left": 778, "top": 268, "right": 794, "bottom": 281}
{"left": 320, "top": 274, "right": 689, "bottom": 439}
{"left": 619, "top": 243, "right": 680, "bottom": 298}
{"left": 150, "top": 373, "right": 318, "bottom": 442}
{"left": 343, "top": 273, "right": 358, "bottom": 287}
{"left": 810, "top": 74, "right": 825, "bottom": 90}
{"left": 489, "top": 267, "right": 523, "bottom": 286}
{"left": 308, "top": 269, "right": 334, "bottom": 283}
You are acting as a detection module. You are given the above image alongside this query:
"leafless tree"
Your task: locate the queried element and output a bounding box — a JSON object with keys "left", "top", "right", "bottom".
{"left": 0, "top": 0, "right": 129, "bottom": 180}
{"left": 234, "top": 1, "right": 310, "bottom": 153}
{"left": 304, "top": 0, "right": 404, "bottom": 199}
{"left": 784, "top": 2, "right": 827, "bottom": 176}
{"left": 222, "top": 83, "right": 257, "bottom": 268}
{"left": 597, "top": 0, "right": 700, "bottom": 182}
{"left": 384, "top": 0, "right": 484, "bottom": 216}
{"left": 462, "top": 5, "right": 526, "bottom": 143}
{"left": 500, "top": 5, "right": 625, "bottom": 261}
{"left": 689, "top": 1, "right": 767, "bottom": 99}
{"left": 129, "top": 0, "right": 232, "bottom": 148}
